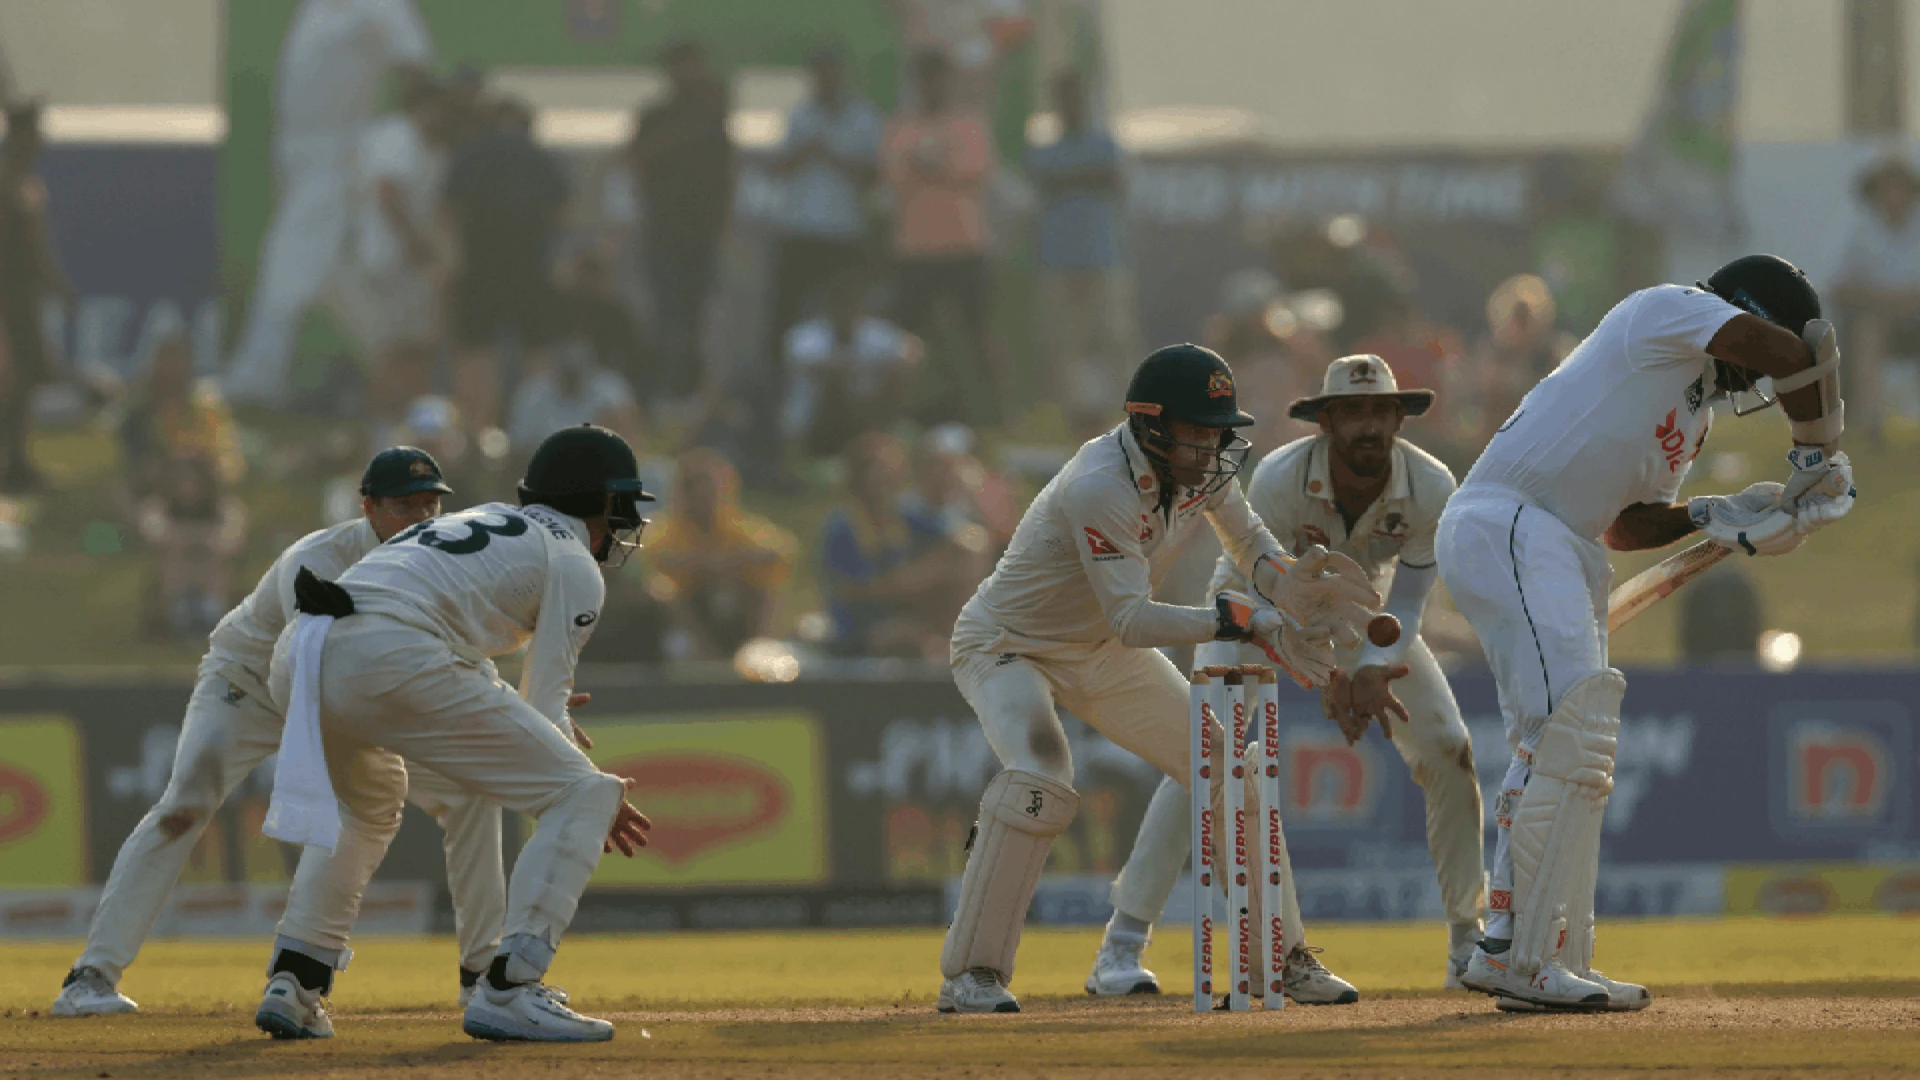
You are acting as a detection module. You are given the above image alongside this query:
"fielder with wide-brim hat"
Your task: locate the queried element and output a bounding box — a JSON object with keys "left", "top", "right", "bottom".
{"left": 1088, "top": 353, "right": 1488, "bottom": 1003}
{"left": 1286, "top": 353, "right": 1435, "bottom": 421}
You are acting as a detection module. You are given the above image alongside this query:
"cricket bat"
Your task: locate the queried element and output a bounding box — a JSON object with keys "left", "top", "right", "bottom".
{"left": 1606, "top": 539, "right": 1731, "bottom": 634}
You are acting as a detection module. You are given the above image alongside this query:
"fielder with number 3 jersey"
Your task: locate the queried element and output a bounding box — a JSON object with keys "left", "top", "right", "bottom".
{"left": 252, "top": 425, "right": 654, "bottom": 1044}
{"left": 936, "top": 344, "right": 1384, "bottom": 1014}
{"left": 1440, "top": 255, "right": 1854, "bottom": 1012}
{"left": 1088, "top": 354, "right": 1487, "bottom": 1004}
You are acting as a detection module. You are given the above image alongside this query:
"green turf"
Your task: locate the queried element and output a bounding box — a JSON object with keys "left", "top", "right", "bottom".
{"left": 6, "top": 919, "right": 1920, "bottom": 1078}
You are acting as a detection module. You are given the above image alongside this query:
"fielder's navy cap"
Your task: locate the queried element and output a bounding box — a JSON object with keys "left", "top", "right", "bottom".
{"left": 360, "top": 446, "right": 453, "bottom": 498}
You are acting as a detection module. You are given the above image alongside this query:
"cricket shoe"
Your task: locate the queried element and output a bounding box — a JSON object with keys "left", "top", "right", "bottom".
{"left": 937, "top": 968, "right": 1020, "bottom": 1013}
{"left": 1281, "top": 945, "right": 1359, "bottom": 1005}
{"left": 1500, "top": 968, "right": 1650, "bottom": 1013}
{"left": 254, "top": 973, "right": 334, "bottom": 1039}
{"left": 459, "top": 969, "right": 569, "bottom": 1010}
{"left": 1458, "top": 949, "right": 1607, "bottom": 1010}
{"left": 463, "top": 981, "right": 612, "bottom": 1042}
{"left": 1084, "top": 931, "right": 1160, "bottom": 996}
{"left": 52, "top": 966, "right": 138, "bottom": 1017}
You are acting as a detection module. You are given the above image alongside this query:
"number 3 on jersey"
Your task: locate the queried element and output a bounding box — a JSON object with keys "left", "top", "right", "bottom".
{"left": 393, "top": 512, "right": 529, "bottom": 555}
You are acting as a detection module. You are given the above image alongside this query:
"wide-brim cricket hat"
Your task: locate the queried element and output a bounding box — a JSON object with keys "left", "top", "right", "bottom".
{"left": 1287, "top": 353, "right": 1435, "bottom": 421}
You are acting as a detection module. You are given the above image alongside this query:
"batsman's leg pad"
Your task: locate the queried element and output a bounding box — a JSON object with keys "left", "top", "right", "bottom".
{"left": 940, "top": 769, "right": 1080, "bottom": 981}
{"left": 1509, "top": 669, "right": 1623, "bottom": 974}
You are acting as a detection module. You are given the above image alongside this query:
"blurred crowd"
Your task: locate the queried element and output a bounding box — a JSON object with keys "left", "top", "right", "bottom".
{"left": 0, "top": 0, "right": 1913, "bottom": 666}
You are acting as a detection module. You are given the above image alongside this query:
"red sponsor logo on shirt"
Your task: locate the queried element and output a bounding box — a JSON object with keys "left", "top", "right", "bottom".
{"left": 1138, "top": 515, "right": 1153, "bottom": 543}
{"left": 1083, "top": 527, "right": 1122, "bottom": 558}
{"left": 1489, "top": 889, "right": 1511, "bottom": 912}
{"left": 1296, "top": 524, "right": 1331, "bottom": 554}
{"left": 1656, "top": 408, "right": 1689, "bottom": 472}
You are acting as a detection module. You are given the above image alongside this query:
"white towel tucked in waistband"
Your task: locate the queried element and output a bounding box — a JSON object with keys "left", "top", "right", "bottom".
{"left": 263, "top": 613, "right": 340, "bottom": 851}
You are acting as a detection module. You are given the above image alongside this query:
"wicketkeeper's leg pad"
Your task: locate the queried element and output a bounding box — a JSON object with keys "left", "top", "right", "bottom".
{"left": 940, "top": 769, "right": 1079, "bottom": 982}
{"left": 1509, "top": 669, "right": 1623, "bottom": 974}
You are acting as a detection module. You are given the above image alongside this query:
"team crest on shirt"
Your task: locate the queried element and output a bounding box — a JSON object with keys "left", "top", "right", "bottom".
{"left": 1372, "top": 511, "right": 1406, "bottom": 539}
{"left": 1685, "top": 375, "right": 1705, "bottom": 415}
{"left": 1083, "top": 527, "right": 1123, "bottom": 560}
{"left": 1206, "top": 370, "right": 1234, "bottom": 398}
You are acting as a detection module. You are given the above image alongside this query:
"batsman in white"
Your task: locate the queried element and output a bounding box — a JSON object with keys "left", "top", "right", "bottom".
{"left": 52, "top": 448, "right": 509, "bottom": 1017}
{"left": 1440, "top": 255, "right": 1854, "bottom": 1011}
{"left": 250, "top": 424, "right": 652, "bottom": 1043}
{"left": 937, "top": 344, "right": 1382, "bottom": 1014}
{"left": 224, "top": 0, "right": 432, "bottom": 406}
{"left": 1088, "top": 355, "right": 1487, "bottom": 1003}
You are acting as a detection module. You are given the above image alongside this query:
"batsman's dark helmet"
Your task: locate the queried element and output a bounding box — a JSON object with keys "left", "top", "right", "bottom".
{"left": 517, "top": 424, "right": 653, "bottom": 564}
{"left": 1123, "top": 344, "right": 1253, "bottom": 495}
{"left": 1704, "top": 254, "right": 1821, "bottom": 336}
{"left": 1701, "top": 254, "right": 1822, "bottom": 401}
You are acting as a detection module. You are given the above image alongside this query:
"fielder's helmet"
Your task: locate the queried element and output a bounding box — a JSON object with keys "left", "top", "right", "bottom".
{"left": 1123, "top": 344, "right": 1253, "bottom": 496}
{"left": 518, "top": 424, "right": 652, "bottom": 563}
{"left": 1704, "top": 254, "right": 1821, "bottom": 336}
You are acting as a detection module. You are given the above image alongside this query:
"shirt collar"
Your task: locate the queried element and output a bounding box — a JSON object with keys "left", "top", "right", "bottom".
{"left": 1304, "top": 435, "right": 1410, "bottom": 506}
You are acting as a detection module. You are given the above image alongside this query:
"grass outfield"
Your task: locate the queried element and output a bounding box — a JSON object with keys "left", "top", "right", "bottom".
{"left": 5, "top": 918, "right": 1920, "bottom": 1078}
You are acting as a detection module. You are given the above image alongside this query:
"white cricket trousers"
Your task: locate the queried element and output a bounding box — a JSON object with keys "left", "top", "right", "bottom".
{"left": 269, "top": 614, "right": 623, "bottom": 977}
{"left": 77, "top": 661, "right": 507, "bottom": 983}
{"left": 1108, "top": 636, "right": 1487, "bottom": 931}
{"left": 1433, "top": 486, "right": 1613, "bottom": 939}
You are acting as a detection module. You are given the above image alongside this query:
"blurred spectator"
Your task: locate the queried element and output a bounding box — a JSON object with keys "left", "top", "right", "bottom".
{"left": 1832, "top": 153, "right": 1920, "bottom": 449}
{"left": 331, "top": 77, "right": 453, "bottom": 443}
{"left": 783, "top": 271, "right": 921, "bottom": 457}
{"left": 225, "top": 0, "right": 432, "bottom": 406}
{"left": 122, "top": 335, "right": 248, "bottom": 638}
{"left": 560, "top": 246, "right": 649, "bottom": 404}
{"left": 0, "top": 101, "right": 70, "bottom": 493}
{"left": 882, "top": 51, "right": 1008, "bottom": 422}
{"left": 1447, "top": 273, "right": 1567, "bottom": 461}
{"left": 887, "top": 0, "right": 1030, "bottom": 111}
{"left": 1350, "top": 287, "right": 1463, "bottom": 396}
{"left": 631, "top": 40, "right": 734, "bottom": 401}
{"left": 820, "top": 431, "right": 984, "bottom": 659}
{"left": 1027, "top": 70, "right": 1133, "bottom": 434}
{"left": 1678, "top": 566, "right": 1762, "bottom": 666}
{"left": 900, "top": 422, "right": 1021, "bottom": 555}
{"left": 507, "top": 338, "right": 643, "bottom": 454}
{"left": 1203, "top": 270, "right": 1326, "bottom": 458}
{"left": 442, "top": 94, "right": 570, "bottom": 436}
{"left": 766, "top": 47, "right": 881, "bottom": 387}
{"left": 644, "top": 448, "right": 797, "bottom": 661}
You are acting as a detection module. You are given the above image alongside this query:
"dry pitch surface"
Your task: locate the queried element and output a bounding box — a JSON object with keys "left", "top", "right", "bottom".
{"left": 5, "top": 918, "right": 1920, "bottom": 1078}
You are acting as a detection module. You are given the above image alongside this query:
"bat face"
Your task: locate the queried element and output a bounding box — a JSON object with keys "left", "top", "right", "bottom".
{"left": 1606, "top": 540, "right": 1732, "bottom": 634}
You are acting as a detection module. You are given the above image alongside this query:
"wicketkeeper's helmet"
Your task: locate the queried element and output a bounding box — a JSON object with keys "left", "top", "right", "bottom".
{"left": 1123, "top": 343, "right": 1254, "bottom": 496}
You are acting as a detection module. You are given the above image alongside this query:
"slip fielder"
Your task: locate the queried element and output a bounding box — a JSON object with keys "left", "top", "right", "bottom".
{"left": 1088, "top": 355, "right": 1487, "bottom": 1003}
{"left": 1441, "top": 255, "right": 1853, "bottom": 1011}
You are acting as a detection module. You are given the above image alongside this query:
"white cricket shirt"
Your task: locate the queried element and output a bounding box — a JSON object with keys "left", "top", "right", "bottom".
{"left": 1461, "top": 284, "right": 1742, "bottom": 540}
{"left": 955, "top": 422, "right": 1282, "bottom": 651}
{"left": 278, "top": 0, "right": 433, "bottom": 137}
{"left": 207, "top": 517, "right": 378, "bottom": 701}
{"left": 1208, "top": 433, "right": 1455, "bottom": 596}
{"left": 339, "top": 502, "right": 604, "bottom": 727}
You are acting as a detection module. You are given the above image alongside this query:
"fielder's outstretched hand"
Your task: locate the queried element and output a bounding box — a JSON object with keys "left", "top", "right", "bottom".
{"left": 606, "top": 777, "right": 651, "bottom": 856}
{"left": 1321, "top": 663, "right": 1411, "bottom": 745}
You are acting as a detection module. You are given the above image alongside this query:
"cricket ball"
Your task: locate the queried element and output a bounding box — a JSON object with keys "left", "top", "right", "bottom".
{"left": 1367, "top": 614, "right": 1401, "bottom": 648}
